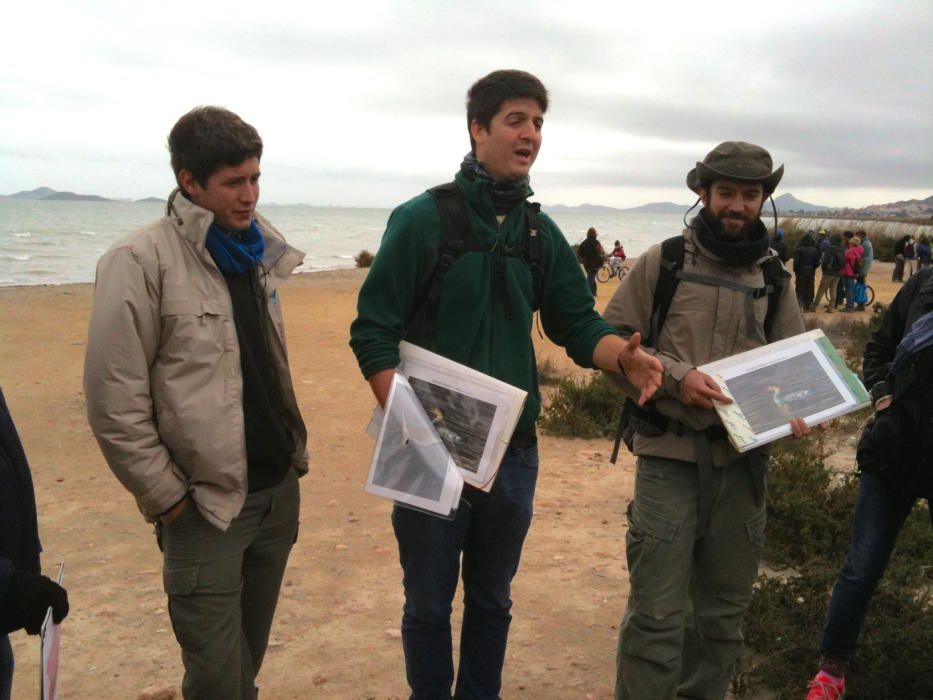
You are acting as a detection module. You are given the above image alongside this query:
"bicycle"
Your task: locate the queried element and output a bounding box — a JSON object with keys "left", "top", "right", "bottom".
{"left": 823, "top": 281, "right": 875, "bottom": 307}
{"left": 597, "top": 260, "right": 629, "bottom": 283}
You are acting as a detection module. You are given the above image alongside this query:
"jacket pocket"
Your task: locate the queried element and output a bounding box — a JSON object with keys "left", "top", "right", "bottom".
{"left": 159, "top": 299, "right": 231, "bottom": 356}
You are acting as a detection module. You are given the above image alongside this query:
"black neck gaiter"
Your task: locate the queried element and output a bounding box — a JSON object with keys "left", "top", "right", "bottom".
{"left": 694, "top": 209, "right": 770, "bottom": 266}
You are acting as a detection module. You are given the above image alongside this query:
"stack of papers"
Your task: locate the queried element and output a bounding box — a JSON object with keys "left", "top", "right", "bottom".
{"left": 699, "top": 329, "right": 870, "bottom": 452}
{"left": 365, "top": 342, "right": 528, "bottom": 517}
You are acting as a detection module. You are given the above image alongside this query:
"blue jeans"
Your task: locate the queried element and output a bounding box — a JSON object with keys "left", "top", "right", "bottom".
{"left": 585, "top": 268, "right": 598, "bottom": 296}
{"left": 392, "top": 445, "right": 539, "bottom": 700}
{"left": 843, "top": 276, "right": 856, "bottom": 311}
{"left": 820, "top": 471, "right": 919, "bottom": 662}
{"left": 0, "top": 634, "right": 12, "bottom": 700}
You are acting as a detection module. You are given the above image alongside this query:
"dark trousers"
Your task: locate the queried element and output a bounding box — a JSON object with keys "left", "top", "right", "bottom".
{"left": 585, "top": 267, "right": 599, "bottom": 296}
{"left": 795, "top": 269, "right": 815, "bottom": 309}
{"left": 160, "top": 471, "right": 300, "bottom": 700}
{"left": 392, "top": 446, "right": 538, "bottom": 700}
{"left": 820, "top": 472, "right": 919, "bottom": 662}
{"left": 0, "top": 634, "right": 11, "bottom": 700}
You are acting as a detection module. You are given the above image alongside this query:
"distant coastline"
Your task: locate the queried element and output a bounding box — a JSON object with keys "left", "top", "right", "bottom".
{"left": 3, "top": 186, "right": 932, "bottom": 221}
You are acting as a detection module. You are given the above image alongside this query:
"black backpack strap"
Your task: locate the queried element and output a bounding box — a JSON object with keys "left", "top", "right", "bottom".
{"left": 761, "top": 256, "right": 790, "bottom": 339}
{"left": 523, "top": 202, "right": 544, "bottom": 311}
{"left": 612, "top": 236, "right": 684, "bottom": 463}
{"left": 648, "top": 236, "right": 686, "bottom": 346}
{"left": 405, "top": 183, "right": 481, "bottom": 344}
{"left": 406, "top": 184, "right": 544, "bottom": 342}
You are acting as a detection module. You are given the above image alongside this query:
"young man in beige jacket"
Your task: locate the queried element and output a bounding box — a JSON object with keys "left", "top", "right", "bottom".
{"left": 84, "top": 107, "right": 308, "bottom": 700}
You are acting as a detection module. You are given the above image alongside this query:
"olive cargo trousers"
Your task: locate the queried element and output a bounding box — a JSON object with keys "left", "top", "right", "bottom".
{"left": 616, "top": 453, "right": 767, "bottom": 700}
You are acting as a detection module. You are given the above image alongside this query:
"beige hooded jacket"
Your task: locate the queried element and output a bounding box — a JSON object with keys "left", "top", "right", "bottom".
{"left": 603, "top": 223, "right": 805, "bottom": 466}
{"left": 84, "top": 191, "right": 308, "bottom": 531}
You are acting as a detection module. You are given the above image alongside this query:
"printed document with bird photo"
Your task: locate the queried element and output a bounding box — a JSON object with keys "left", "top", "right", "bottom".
{"left": 698, "top": 329, "right": 870, "bottom": 452}
{"left": 396, "top": 341, "right": 528, "bottom": 490}
{"left": 364, "top": 342, "right": 528, "bottom": 516}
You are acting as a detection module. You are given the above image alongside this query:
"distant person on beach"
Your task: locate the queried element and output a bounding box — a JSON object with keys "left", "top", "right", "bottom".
{"left": 610, "top": 239, "right": 627, "bottom": 261}
{"left": 833, "top": 231, "right": 855, "bottom": 310}
{"left": 771, "top": 226, "right": 789, "bottom": 263}
{"left": 603, "top": 141, "right": 806, "bottom": 699}
{"left": 856, "top": 229, "right": 873, "bottom": 280}
{"left": 812, "top": 233, "right": 845, "bottom": 312}
{"left": 84, "top": 106, "right": 308, "bottom": 700}
{"left": 578, "top": 226, "right": 606, "bottom": 295}
{"left": 609, "top": 239, "right": 627, "bottom": 275}
{"left": 804, "top": 267, "right": 933, "bottom": 700}
{"left": 818, "top": 229, "right": 831, "bottom": 254}
{"left": 349, "top": 69, "right": 662, "bottom": 700}
{"left": 903, "top": 236, "right": 917, "bottom": 277}
{"left": 842, "top": 235, "right": 864, "bottom": 312}
{"left": 793, "top": 231, "right": 821, "bottom": 310}
{"left": 916, "top": 235, "right": 931, "bottom": 270}
{"left": 892, "top": 234, "right": 909, "bottom": 281}
{"left": 0, "top": 387, "right": 70, "bottom": 700}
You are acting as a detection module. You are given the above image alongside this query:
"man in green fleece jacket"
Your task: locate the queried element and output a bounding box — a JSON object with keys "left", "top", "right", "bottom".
{"left": 349, "top": 69, "right": 662, "bottom": 699}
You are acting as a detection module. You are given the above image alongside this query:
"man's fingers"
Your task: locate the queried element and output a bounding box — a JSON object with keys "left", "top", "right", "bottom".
{"left": 789, "top": 417, "right": 811, "bottom": 438}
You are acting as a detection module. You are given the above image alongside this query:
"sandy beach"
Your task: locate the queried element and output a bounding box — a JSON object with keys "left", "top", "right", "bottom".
{"left": 0, "top": 262, "right": 902, "bottom": 699}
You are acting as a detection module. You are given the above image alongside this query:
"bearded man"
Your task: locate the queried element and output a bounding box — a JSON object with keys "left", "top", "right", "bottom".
{"left": 603, "top": 141, "right": 809, "bottom": 700}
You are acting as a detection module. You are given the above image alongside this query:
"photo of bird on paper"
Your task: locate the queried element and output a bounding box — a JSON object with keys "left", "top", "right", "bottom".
{"left": 722, "top": 350, "right": 845, "bottom": 435}
{"left": 408, "top": 377, "right": 497, "bottom": 474}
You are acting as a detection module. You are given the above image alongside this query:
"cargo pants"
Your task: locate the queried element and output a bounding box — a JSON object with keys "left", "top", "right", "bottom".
{"left": 616, "top": 453, "right": 767, "bottom": 700}
{"left": 158, "top": 470, "right": 300, "bottom": 700}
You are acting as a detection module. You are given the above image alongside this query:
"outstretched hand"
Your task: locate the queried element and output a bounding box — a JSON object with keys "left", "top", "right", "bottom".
{"left": 618, "top": 332, "right": 663, "bottom": 406}
{"left": 680, "top": 369, "right": 732, "bottom": 409}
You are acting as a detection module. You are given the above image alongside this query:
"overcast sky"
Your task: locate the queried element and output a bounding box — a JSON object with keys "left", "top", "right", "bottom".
{"left": 3, "top": 0, "right": 931, "bottom": 208}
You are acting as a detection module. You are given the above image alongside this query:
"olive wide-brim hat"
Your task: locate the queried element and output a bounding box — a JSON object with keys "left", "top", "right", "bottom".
{"left": 686, "top": 141, "right": 784, "bottom": 195}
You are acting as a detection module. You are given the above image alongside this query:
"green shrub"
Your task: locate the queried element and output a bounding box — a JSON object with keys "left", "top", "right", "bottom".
{"left": 536, "top": 356, "right": 562, "bottom": 386}
{"left": 870, "top": 233, "right": 896, "bottom": 262}
{"left": 736, "top": 436, "right": 933, "bottom": 698}
{"left": 539, "top": 372, "right": 621, "bottom": 438}
{"left": 742, "top": 573, "right": 933, "bottom": 699}
{"left": 764, "top": 439, "right": 859, "bottom": 569}
{"left": 355, "top": 249, "right": 374, "bottom": 268}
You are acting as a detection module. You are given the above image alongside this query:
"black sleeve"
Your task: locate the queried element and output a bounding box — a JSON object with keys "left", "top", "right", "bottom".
{"left": 862, "top": 272, "right": 925, "bottom": 395}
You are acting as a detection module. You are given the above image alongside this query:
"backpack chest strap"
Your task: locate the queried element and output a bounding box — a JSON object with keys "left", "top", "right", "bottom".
{"left": 677, "top": 269, "right": 773, "bottom": 339}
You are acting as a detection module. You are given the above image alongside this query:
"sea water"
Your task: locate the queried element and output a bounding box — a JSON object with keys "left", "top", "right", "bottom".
{"left": 0, "top": 199, "right": 686, "bottom": 287}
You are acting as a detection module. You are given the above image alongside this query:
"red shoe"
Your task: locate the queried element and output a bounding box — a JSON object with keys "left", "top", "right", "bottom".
{"left": 805, "top": 670, "right": 845, "bottom": 699}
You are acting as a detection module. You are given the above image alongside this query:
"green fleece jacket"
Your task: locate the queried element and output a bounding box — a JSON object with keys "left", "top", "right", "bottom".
{"left": 350, "top": 171, "right": 617, "bottom": 433}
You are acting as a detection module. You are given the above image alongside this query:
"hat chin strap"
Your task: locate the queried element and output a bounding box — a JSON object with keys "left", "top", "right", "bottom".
{"left": 684, "top": 193, "right": 778, "bottom": 235}
{"left": 769, "top": 194, "right": 778, "bottom": 237}
{"left": 683, "top": 197, "right": 702, "bottom": 230}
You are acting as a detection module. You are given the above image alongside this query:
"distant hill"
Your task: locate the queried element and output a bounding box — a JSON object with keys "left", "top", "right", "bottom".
{"left": 543, "top": 201, "right": 691, "bottom": 215}
{"left": 844, "top": 195, "right": 933, "bottom": 219}
{"left": 3, "top": 186, "right": 111, "bottom": 202}
{"left": 621, "top": 201, "right": 691, "bottom": 214}
{"left": 43, "top": 191, "right": 110, "bottom": 202}
{"left": 544, "top": 203, "right": 623, "bottom": 214}
{"left": 3, "top": 186, "right": 59, "bottom": 200}
{"left": 773, "top": 193, "right": 833, "bottom": 213}
{"left": 0, "top": 187, "right": 165, "bottom": 203}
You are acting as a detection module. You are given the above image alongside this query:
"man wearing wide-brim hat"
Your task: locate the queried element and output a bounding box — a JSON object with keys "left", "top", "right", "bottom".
{"left": 603, "top": 141, "right": 808, "bottom": 699}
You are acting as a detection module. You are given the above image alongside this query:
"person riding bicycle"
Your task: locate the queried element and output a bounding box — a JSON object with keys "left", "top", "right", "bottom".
{"left": 608, "top": 240, "right": 627, "bottom": 276}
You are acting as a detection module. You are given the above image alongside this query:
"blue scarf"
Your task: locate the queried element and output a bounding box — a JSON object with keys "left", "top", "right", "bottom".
{"left": 205, "top": 220, "right": 265, "bottom": 275}
{"left": 890, "top": 309, "right": 933, "bottom": 376}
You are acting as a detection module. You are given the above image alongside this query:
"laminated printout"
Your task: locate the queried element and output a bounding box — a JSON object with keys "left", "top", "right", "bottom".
{"left": 699, "top": 329, "right": 870, "bottom": 452}
{"left": 365, "top": 374, "right": 464, "bottom": 517}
